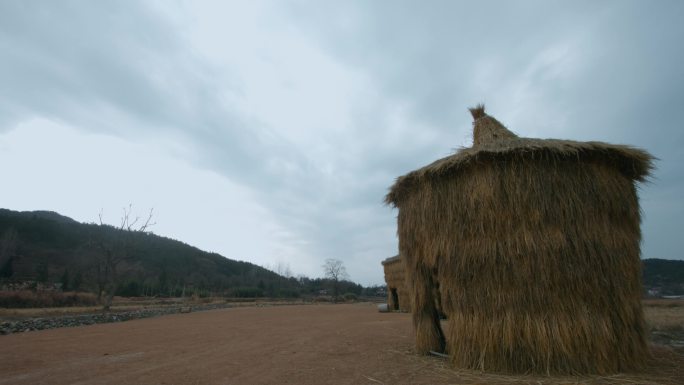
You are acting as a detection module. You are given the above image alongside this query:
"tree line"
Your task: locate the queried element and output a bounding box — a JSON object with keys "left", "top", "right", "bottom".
{"left": 0, "top": 209, "right": 385, "bottom": 304}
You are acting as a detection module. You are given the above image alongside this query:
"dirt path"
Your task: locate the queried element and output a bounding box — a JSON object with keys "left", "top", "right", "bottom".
{"left": 0, "top": 303, "right": 681, "bottom": 385}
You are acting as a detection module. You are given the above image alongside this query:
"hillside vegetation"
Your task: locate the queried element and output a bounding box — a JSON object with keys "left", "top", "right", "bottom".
{"left": 0, "top": 209, "right": 365, "bottom": 299}
{"left": 642, "top": 258, "right": 684, "bottom": 296}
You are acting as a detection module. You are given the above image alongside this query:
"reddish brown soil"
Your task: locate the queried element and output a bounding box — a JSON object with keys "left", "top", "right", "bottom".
{"left": 0, "top": 303, "right": 681, "bottom": 385}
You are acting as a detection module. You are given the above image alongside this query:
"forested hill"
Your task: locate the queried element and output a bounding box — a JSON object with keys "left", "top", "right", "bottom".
{"left": 0, "top": 208, "right": 301, "bottom": 297}
{"left": 642, "top": 258, "right": 684, "bottom": 296}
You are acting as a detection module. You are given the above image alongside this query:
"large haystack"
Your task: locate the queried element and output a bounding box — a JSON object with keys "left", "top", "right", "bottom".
{"left": 382, "top": 255, "right": 411, "bottom": 312}
{"left": 385, "top": 105, "right": 654, "bottom": 374}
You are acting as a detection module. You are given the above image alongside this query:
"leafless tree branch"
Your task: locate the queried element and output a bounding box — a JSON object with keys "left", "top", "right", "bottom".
{"left": 93, "top": 204, "right": 155, "bottom": 310}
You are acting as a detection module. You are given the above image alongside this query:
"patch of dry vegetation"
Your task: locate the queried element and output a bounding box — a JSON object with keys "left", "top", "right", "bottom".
{"left": 0, "top": 290, "right": 97, "bottom": 309}
{"left": 0, "top": 296, "right": 308, "bottom": 319}
{"left": 643, "top": 298, "right": 684, "bottom": 359}
{"left": 643, "top": 299, "right": 684, "bottom": 332}
{"left": 391, "top": 345, "right": 683, "bottom": 385}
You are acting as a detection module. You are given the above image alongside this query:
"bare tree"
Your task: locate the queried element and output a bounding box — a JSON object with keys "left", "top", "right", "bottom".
{"left": 92, "top": 205, "right": 154, "bottom": 311}
{"left": 322, "top": 258, "right": 348, "bottom": 302}
{"left": 272, "top": 261, "right": 293, "bottom": 278}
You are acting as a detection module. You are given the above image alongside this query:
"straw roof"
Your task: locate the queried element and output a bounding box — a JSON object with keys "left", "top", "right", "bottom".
{"left": 381, "top": 255, "right": 402, "bottom": 266}
{"left": 386, "top": 105, "right": 654, "bottom": 205}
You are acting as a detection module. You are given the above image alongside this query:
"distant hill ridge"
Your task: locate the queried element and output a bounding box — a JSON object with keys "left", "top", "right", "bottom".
{"left": 25, "top": 210, "right": 78, "bottom": 224}
{"left": 0, "top": 208, "right": 300, "bottom": 297}
{"left": 642, "top": 258, "right": 684, "bottom": 296}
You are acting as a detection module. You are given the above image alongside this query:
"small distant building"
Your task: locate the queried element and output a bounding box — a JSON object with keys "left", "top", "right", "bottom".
{"left": 381, "top": 256, "right": 410, "bottom": 312}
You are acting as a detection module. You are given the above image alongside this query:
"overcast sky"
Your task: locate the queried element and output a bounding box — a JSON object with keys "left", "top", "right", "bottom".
{"left": 1, "top": 0, "right": 682, "bottom": 285}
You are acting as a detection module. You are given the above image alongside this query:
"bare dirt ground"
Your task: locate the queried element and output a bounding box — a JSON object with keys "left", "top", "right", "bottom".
{"left": 0, "top": 303, "right": 682, "bottom": 385}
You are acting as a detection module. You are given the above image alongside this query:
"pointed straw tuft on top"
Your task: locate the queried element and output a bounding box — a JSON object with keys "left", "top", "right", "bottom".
{"left": 471, "top": 106, "right": 518, "bottom": 146}
{"left": 469, "top": 104, "right": 486, "bottom": 120}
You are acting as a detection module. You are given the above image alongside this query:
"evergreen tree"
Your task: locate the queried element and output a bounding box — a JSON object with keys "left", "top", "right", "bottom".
{"left": 36, "top": 262, "right": 49, "bottom": 283}
{"left": 0, "top": 257, "right": 13, "bottom": 279}
{"left": 158, "top": 268, "right": 168, "bottom": 296}
{"left": 60, "top": 269, "right": 70, "bottom": 291}
{"left": 72, "top": 270, "right": 83, "bottom": 291}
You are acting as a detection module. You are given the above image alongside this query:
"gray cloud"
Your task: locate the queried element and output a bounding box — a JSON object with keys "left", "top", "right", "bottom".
{"left": 1, "top": 1, "right": 682, "bottom": 285}
{"left": 285, "top": 0, "right": 684, "bottom": 262}
{"left": 0, "top": 0, "right": 293, "bottom": 178}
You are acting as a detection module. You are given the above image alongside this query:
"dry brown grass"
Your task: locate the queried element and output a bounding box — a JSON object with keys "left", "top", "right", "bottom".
{"left": 0, "top": 290, "right": 97, "bottom": 308}
{"left": 386, "top": 107, "right": 654, "bottom": 374}
{"left": 0, "top": 296, "right": 194, "bottom": 318}
{"left": 644, "top": 299, "right": 684, "bottom": 332}
{"left": 0, "top": 296, "right": 307, "bottom": 319}
{"left": 395, "top": 316, "right": 684, "bottom": 385}
{"left": 405, "top": 347, "right": 683, "bottom": 385}
{"left": 0, "top": 304, "right": 143, "bottom": 318}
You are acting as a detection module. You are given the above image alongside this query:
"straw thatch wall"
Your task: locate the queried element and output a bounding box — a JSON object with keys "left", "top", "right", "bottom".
{"left": 385, "top": 106, "right": 654, "bottom": 374}
{"left": 382, "top": 256, "right": 411, "bottom": 312}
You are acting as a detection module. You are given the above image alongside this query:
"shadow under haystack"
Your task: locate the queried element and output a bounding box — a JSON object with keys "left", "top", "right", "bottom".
{"left": 382, "top": 255, "right": 411, "bottom": 312}
{"left": 385, "top": 105, "right": 654, "bottom": 374}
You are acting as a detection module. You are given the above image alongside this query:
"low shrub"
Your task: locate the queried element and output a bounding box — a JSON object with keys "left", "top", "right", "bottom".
{"left": 190, "top": 295, "right": 214, "bottom": 304}
{"left": 274, "top": 289, "right": 300, "bottom": 298}
{"left": 643, "top": 299, "right": 684, "bottom": 308}
{"left": 0, "top": 290, "right": 98, "bottom": 308}
{"left": 342, "top": 293, "right": 358, "bottom": 301}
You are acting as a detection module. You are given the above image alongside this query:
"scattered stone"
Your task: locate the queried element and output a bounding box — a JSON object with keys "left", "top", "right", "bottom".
{"left": 0, "top": 302, "right": 236, "bottom": 335}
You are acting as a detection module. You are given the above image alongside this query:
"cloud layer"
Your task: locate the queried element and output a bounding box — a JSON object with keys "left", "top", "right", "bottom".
{"left": 1, "top": 0, "right": 683, "bottom": 284}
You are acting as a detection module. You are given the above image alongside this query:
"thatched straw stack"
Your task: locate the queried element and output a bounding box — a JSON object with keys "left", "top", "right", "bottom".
{"left": 382, "top": 255, "right": 411, "bottom": 312}
{"left": 385, "top": 105, "right": 654, "bottom": 374}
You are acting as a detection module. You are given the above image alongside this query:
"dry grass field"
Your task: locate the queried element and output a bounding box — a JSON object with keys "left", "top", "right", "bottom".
{"left": 0, "top": 296, "right": 296, "bottom": 319}
{"left": 643, "top": 299, "right": 684, "bottom": 355}
{"left": 0, "top": 301, "right": 682, "bottom": 385}
{"left": 644, "top": 299, "right": 684, "bottom": 329}
{"left": 0, "top": 304, "right": 144, "bottom": 318}
{"left": 0, "top": 300, "right": 182, "bottom": 319}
